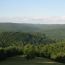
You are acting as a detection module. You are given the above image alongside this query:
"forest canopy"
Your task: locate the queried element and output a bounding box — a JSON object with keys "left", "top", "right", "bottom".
{"left": 0, "top": 32, "right": 64, "bottom": 63}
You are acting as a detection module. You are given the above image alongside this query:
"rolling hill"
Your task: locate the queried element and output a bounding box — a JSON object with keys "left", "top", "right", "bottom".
{"left": 0, "top": 23, "right": 65, "bottom": 40}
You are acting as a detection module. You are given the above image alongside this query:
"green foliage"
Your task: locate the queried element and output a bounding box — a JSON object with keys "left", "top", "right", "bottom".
{"left": 24, "top": 44, "right": 36, "bottom": 59}
{"left": 0, "top": 32, "right": 55, "bottom": 47}
{"left": 0, "top": 32, "right": 65, "bottom": 63}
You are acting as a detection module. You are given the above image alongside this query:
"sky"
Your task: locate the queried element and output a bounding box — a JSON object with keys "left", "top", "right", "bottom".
{"left": 0, "top": 0, "right": 65, "bottom": 24}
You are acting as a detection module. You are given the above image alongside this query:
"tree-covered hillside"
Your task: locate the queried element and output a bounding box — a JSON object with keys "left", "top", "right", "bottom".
{"left": 0, "top": 23, "right": 65, "bottom": 32}
{"left": 0, "top": 32, "right": 55, "bottom": 47}
{"left": 0, "top": 32, "right": 64, "bottom": 63}
{"left": 0, "top": 23, "right": 65, "bottom": 40}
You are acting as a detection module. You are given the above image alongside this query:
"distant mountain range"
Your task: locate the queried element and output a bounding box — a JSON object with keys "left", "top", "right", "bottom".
{"left": 0, "top": 23, "right": 65, "bottom": 32}
{"left": 0, "top": 23, "right": 65, "bottom": 40}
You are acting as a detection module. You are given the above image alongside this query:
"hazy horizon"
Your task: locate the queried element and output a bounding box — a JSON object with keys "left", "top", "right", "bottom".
{"left": 0, "top": 0, "right": 65, "bottom": 24}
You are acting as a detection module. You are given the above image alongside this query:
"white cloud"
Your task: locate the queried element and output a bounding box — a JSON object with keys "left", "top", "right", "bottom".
{"left": 0, "top": 16, "right": 65, "bottom": 24}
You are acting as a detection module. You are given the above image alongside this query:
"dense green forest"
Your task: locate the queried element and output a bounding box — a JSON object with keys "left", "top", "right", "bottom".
{"left": 0, "top": 32, "right": 65, "bottom": 63}
{"left": 0, "top": 23, "right": 65, "bottom": 63}
{"left": 0, "top": 32, "right": 55, "bottom": 47}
